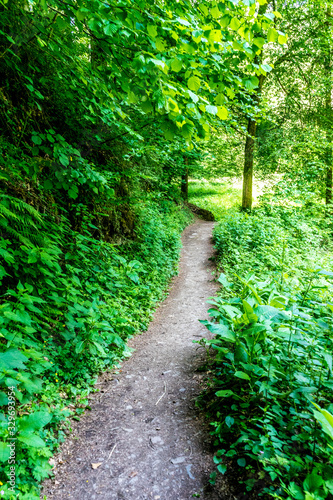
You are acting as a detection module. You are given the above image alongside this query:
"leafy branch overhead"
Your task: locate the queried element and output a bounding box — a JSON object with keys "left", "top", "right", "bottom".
{"left": 3, "top": 0, "right": 286, "bottom": 144}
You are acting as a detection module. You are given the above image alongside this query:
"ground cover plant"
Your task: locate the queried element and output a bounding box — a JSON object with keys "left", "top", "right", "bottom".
{"left": 193, "top": 182, "right": 333, "bottom": 499}
{"left": 0, "top": 191, "right": 191, "bottom": 498}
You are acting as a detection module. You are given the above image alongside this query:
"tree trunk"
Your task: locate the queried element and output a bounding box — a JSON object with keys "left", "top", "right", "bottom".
{"left": 241, "top": 3, "right": 267, "bottom": 211}
{"left": 325, "top": 5, "right": 332, "bottom": 206}
{"left": 241, "top": 74, "right": 265, "bottom": 210}
{"left": 181, "top": 167, "right": 189, "bottom": 201}
{"left": 242, "top": 118, "right": 257, "bottom": 210}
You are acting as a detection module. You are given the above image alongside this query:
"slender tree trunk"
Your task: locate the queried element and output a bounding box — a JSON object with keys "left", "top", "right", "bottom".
{"left": 242, "top": 118, "right": 257, "bottom": 209}
{"left": 242, "top": 74, "right": 265, "bottom": 210}
{"left": 325, "top": 5, "right": 332, "bottom": 206}
{"left": 241, "top": 3, "right": 267, "bottom": 211}
{"left": 181, "top": 162, "right": 189, "bottom": 201}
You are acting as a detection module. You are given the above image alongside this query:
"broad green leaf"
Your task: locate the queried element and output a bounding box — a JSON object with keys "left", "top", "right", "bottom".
{"left": 19, "top": 411, "right": 52, "bottom": 432}
{"left": 278, "top": 34, "right": 288, "bottom": 44}
{"left": 188, "top": 76, "right": 201, "bottom": 92}
{"left": 103, "top": 23, "right": 119, "bottom": 36}
{"left": 230, "top": 18, "right": 241, "bottom": 31}
{"left": 171, "top": 58, "right": 183, "bottom": 72}
{"left": 253, "top": 37, "right": 265, "bottom": 49}
{"left": 206, "top": 323, "right": 236, "bottom": 342}
{"left": 0, "top": 442, "right": 10, "bottom": 462}
{"left": 217, "top": 106, "right": 228, "bottom": 120}
{"left": 217, "top": 464, "right": 227, "bottom": 474}
{"left": 234, "top": 371, "right": 250, "bottom": 380}
{"left": 205, "top": 105, "right": 218, "bottom": 115}
{"left": 261, "top": 63, "right": 273, "bottom": 73}
{"left": 0, "top": 349, "right": 28, "bottom": 370}
{"left": 211, "top": 6, "right": 220, "bottom": 19}
{"left": 267, "top": 28, "right": 278, "bottom": 43}
{"left": 216, "top": 390, "right": 235, "bottom": 398}
{"left": 18, "top": 433, "right": 46, "bottom": 447}
{"left": 220, "top": 15, "right": 231, "bottom": 28}
{"left": 147, "top": 24, "right": 157, "bottom": 38}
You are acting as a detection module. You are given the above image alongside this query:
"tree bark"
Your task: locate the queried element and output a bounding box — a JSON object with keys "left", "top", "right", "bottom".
{"left": 242, "top": 117, "right": 257, "bottom": 210}
{"left": 241, "top": 3, "right": 267, "bottom": 211}
{"left": 325, "top": 5, "right": 332, "bottom": 206}
{"left": 241, "top": 74, "right": 265, "bottom": 210}
{"left": 181, "top": 167, "right": 188, "bottom": 201}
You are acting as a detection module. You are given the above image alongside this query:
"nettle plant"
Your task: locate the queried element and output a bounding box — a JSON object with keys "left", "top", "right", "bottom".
{"left": 200, "top": 270, "right": 333, "bottom": 499}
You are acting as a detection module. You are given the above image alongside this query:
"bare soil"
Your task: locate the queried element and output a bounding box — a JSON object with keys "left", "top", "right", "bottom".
{"left": 42, "top": 220, "right": 233, "bottom": 500}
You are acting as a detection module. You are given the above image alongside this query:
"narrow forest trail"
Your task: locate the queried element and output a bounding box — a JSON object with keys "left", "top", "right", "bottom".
{"left": 43, "top": 220, "right": 226, "bottom": 500}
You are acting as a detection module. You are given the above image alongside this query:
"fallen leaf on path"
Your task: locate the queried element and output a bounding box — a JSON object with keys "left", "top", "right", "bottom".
{"left": 91, "top": 463, "right": 102, "bottom": 469}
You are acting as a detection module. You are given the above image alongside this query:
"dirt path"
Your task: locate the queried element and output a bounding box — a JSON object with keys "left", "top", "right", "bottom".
{"left": 43, "top": 220, "right": 224, "bottom": 500}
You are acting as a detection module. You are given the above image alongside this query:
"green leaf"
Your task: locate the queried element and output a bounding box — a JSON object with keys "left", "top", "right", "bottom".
{"left": 0, "top": 392, "right": 8, "bottom": 405}
{"left": 0, "top": 349, "right": 28, "bottom": 370}
{"left": 253, "top": 37, "right": 265, "bottom": 48}
{"left": 171, "top": 58, "right": 183, "bottom": 72}
{"left": 225, "top": 416, "right": 234, "bottom": 427}
{"left": 32, "top": 135, "right": 42, "bottom": 145}
{"left": 217, "top": 106, "right": 228, "bottom": 120}
{"left": 19, "top": 411, "right": 52, "bottom": 432}
{"left": 211, "top": 6, "right": 220, "bottom": 19}
{"left": 216, "top": 390, "right": 235, "bottom": 398}
{"left": 220, "top": 15, "right": 231, "bottom": 28}
{"left": 237, "top": 458, "right": 246, "bottom": 467}
{"left": 303, "top": 471, "right": 323, "bottom": 493}
{"left": 278, "top": 34, "right": 288, "bottom": 44}
{"left": 267, "top": 28, "right": 278, "bottom": 43}
{"left": 261, "top": 63, "right": 273, "bottom": 73}
{"left": 230, "top": 18, "right": 241, "bottom": 31}
{"left": 147, "top": 24, "right": 157, "bottom": 38}
{"left": 0, "top": 442, "right": 10, "bottom": 462}
{"left": 217, "top": 464, "right": 227, "bottom": 474}
{"left": 59, "top": 154, "right": 69, "bottom": 167}
{"left": 206, "top": 323, "right": 236, "bottom": 342}
{"left": 18, "top": 433, "right": 46, "bottom": 447}
{"left": 188, "top": 76, "right": 201, "bottom": 92}
{"left": 205, "top": 105, "right": 218, "bottom": 115}
{"left": 234, "top": 371, "right": 250, "bottom": 380}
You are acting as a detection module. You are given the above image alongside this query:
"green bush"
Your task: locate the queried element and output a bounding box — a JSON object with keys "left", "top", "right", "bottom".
{"left": 0, "top": 197, "right": 191, "bottom": 498}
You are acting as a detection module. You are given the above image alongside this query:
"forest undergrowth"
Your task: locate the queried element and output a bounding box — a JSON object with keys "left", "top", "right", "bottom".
{"left": 0, "top": 186, "right": 192, "bottom": 498}
{"left": 190, "top": 180, "right": 333, "bottom": 500}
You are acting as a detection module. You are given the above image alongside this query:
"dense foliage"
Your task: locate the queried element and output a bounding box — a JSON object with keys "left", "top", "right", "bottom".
{"left": 0, "top": 0, "right": 332, "bottom": 497}
{"left": 192, "top": 181, "right": 333, "bottom": 499}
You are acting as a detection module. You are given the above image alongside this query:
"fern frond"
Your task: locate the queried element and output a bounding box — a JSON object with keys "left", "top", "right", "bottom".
{"left": 0, "top": 194, "right": 46, "bottom": 247}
